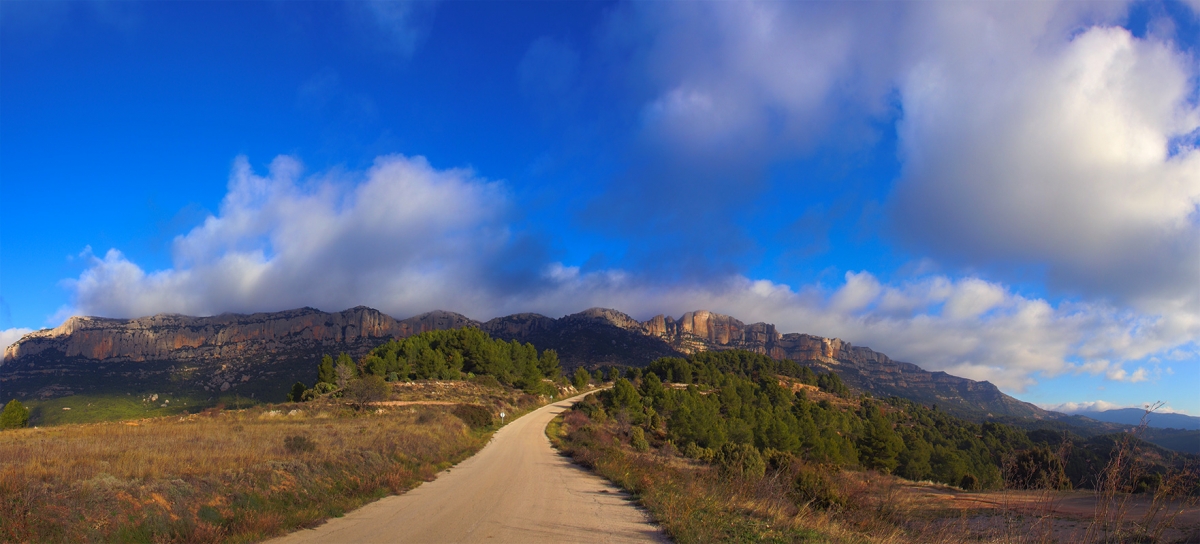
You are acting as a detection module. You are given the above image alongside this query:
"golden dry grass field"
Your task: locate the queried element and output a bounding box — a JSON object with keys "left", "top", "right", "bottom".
{"left": 0, "top": 381, "right": 547, "bottom": 543}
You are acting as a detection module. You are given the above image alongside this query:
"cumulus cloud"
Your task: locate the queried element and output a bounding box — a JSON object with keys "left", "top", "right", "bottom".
{"left": 62, "top": 156, "right": 1198, "bottom": 392}
{"left": 596, "top": 0, "right": 1199, "bottom": 317}
{"left": 1041, "top": 400, "right": 1190, "bottom": 414}
{"left": 1042, "top": 400, "right": 1130, "bottom": 413}
{"left": 1, "top": 328, "right": 34, "bottom": 352}
{"left": 891, "top": 20, "right": 1200, "bottom": 312}
{"left": 67, "top": 154, "right": 525, "bottom": 319}
{"left": 54, "top": 1, "right": 1200, "bottom": 397}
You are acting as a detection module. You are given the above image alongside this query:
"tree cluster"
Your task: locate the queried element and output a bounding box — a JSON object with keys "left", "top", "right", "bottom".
{"left": 297, "top": 328, "right": 563, "bottom": 403}
{"left": 585, "top": 350, "right": 1031, "bottom": 490}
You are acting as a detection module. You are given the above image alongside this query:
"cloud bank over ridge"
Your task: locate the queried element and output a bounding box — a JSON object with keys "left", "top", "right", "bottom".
{"left": 46, "top": 0, "right": 1200, "bottom": 397}
{"left": 596, "top": 0, "right": 1198, "bottom": 313}
{"left": 63, "top": 154, "right": 1197, "bottom": 392}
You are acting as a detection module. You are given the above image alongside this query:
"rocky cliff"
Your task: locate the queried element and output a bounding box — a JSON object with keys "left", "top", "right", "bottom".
{"left": 2, "top": 306, "right": 1046, "bottom": 419}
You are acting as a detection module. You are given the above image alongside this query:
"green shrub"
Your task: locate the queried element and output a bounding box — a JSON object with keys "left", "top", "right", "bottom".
{"left": 960, "top": 473, "right": 979, "bottom": 491}
{"left": 791, "top": 467, "right": 843, "bottom": 510}
{"left": 469, "top": 374, "right": 502, "bottom": 389}
{"left": 631, "top": 427, "right": 650, "bottom": 452}
{"left": 683, "top": 442, "right": 715, "bottom": 461}
{"left": 572, "top": 367, "right": 591, "bottom": 391}
{"left": 452, "top": 404, "right": 494, "bottom": 428}
{"left": 345, "top": 375, "right": 390, "bottom": 410}
{"left": 288, "top": 381, "right": 307, "bottom": 402}
{"left": 715, "top": 442, "right": 765, "bottom": 480}
{"left": 1, "top": 399, "right": 30, "bottom": 429}
{"left": 763, "top": 448, "right": 796, "bottom": 473}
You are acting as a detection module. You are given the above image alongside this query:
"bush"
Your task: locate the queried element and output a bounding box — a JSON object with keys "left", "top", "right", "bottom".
{"left": 452, "top": 404, "right": 494, "bottom": 428}
{"left": 283, "top": 435, "right": 316, "bottom": 453}
{"left": 469, "top": 374, "right": 502, "bottom": 389}
{"left": 715, "top": 442, "right": 765, "bottom": 480}
{"left": 763, "top": 448, "right": 796, "bottom": 473}
{"left": 345, "top": 375, "right": 390, "bottom": 410}
{"left": 960, "top": 473, "right": 979, "bottom": 491}
{"left": 683, "top": 442, "right": 715, "bottom": 461}
{"left": 523, "top": 380, "right": 557, "bottom": 398}
{"left": 791, "top": 467, "right": 843, "bottom": 510}
{"left": 288, "top": 381, "right": 307, "bottom": 402}
{"left": 1007, "top": 447, "right": 1070, "bottom": 490}
{"left": 1, "top": 399, "right": 30, "bottom": 429}
{"left": 631, "top": 427, "right": 650, "bottom": 452}
{"left": 572, "top": 367, "right": 591, "bottom": 391}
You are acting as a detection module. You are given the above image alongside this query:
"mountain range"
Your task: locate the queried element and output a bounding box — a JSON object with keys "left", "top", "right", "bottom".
{"left": 1075, "top": 408, "right": 1200, "bottom": 431}
{"left": 2, "top": 306, "right": 1047, "bottom": 419}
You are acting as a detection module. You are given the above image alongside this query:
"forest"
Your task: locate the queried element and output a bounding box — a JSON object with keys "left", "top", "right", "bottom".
{"left": 299, "top": 328, "right": 563, "bottom": 400}
{"left": 576, "top": 350, "right": 1179, "bottom": 491}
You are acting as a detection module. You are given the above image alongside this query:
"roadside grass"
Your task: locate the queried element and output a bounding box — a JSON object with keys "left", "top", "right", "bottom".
{"left": 550, "top": 404, "right": 1200, "bottom": 544}
{"left": 549, "top": 410, "right": 835, "bottom": 543}
{"left": 0, "top": 388, "right": 539, "bottom": 543}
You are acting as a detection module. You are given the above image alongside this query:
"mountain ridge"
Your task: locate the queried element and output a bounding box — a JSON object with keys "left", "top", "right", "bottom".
{"left": 2, "top": 306, "right": 1045, "bottom": 419}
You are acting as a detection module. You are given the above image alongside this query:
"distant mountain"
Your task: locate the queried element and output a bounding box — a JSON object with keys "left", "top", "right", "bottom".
{"left": 2, "top": 306, "right": 1047, "bottom": 419}
{"left": 1079, "top": 408, "right": 1200, "bottom": 430}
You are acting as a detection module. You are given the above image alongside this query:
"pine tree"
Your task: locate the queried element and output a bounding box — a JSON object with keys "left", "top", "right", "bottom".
{"left": 1, "top": 399, "right": 30, "bottom": 429}
{"left": 288, "top": 381, "right": 307, "bottom": 402}
{"left": 572, "top": 367, "right": 591, "bottom": 390}
{"left": 317, "top": 354, "right": 335, "bottom": 384}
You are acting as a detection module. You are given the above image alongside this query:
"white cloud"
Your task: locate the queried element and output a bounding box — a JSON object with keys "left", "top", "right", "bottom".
{"left": 62, "top": 155, "right": 1198, "bottom": 393}
{"left": 1, "top": 328, "right": 33, "bottom": 352}
{"left": 605, "top": 1, "right": 1199, "bottom": 319}
{"left": 1042, "top": 400, "right": 1129, "bottom": 413}
{"left": 892, "top": 22, "right": 1200, "bottom": 311}
{"left": 1041, "top": 400, "right": 1189, "bottom": 414}
{"left": 67, "top": 154, "right": 514, "bottom": 319}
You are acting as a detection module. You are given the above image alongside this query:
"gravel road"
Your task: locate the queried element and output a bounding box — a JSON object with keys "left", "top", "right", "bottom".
{"left": 266, "top": 392, "right": 667, "bottom": 543}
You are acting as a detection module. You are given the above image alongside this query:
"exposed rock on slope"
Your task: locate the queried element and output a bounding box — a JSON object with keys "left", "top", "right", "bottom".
{"left": 2, "top": 306, "right": 1045, "bottom": 419}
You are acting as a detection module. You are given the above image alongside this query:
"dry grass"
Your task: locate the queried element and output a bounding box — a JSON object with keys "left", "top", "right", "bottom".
{"left": 551, "top": 409, "right": 1200, "bottom": 544}
{"left": 0, "top": 402, "right": 489, "bottom": 543}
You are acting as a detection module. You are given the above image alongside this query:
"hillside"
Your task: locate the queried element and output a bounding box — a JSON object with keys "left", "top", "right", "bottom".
{"left": 1079, "top": 408, "right": 1200, "bottom": 431}
{"left": 3, "top": 306, "right": 1045, "bottom": 419}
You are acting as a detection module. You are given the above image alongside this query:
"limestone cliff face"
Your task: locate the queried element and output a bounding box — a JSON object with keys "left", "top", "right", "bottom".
{"left": 1, "top": 305, "right": 1045, "bottom": 419}
{"left": 3, "top": 307, "right": 416, "bottom": 365}
{"left": 630, "top": 309, "right": 1042, "bottom": 419}
{"left": 481, "top": 313, "right": 556, "bottom": 337}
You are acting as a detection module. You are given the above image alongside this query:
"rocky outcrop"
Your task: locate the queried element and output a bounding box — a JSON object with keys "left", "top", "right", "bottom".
{"left": 1, "top": 305, "right": 1047, "bottom": 419}
{"left": 4, "top": 307, "right": 414, "bottom": 365}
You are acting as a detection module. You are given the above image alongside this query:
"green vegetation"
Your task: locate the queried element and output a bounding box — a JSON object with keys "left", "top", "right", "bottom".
{"left": 586, "top": 350, "right": 1021, "bottom": 489}
{"left": 1, "top": 399, "right": 30, "bottom": 429}
{"left": 572, "top": 367, "right": 591, "bottom": 391}
{"left": 307, "top": 328, "right": 562, "bottom": 399}
{"left": 21, "top": 393, "right": 233, "bottom": 426}
{"left": 555, "top": 350, "right": 1200, "bottom": 542}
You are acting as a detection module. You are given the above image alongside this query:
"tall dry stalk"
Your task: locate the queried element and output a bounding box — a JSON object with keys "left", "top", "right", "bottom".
{"left": 1080, "top": 400, "right": 1198, "bottom": 543}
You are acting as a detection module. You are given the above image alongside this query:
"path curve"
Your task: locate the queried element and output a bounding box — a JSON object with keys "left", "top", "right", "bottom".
{"left": 267, "top": 392, "right": 667, "bottom": 543}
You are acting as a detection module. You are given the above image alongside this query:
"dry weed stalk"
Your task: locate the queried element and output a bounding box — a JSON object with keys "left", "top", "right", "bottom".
{"left": 1081, "top": 400, "right": 1197, "bottom": 543}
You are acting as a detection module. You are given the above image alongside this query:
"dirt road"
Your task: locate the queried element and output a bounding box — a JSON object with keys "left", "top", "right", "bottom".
{"left": 267, "top": 393, "right": 666, "bottom": 543}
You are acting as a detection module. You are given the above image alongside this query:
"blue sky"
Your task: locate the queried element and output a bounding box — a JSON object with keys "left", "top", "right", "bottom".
{"left": 2, "top": 1, "right": 1198, "bottom": 415}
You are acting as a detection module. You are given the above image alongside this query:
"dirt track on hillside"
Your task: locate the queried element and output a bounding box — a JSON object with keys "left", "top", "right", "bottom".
{"left": 267, "top": 392, "right": 666, "bottom": 543}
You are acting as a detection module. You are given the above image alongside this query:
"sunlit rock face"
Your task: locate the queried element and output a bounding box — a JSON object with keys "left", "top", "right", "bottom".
{"left": 2, "top": 306, "right": 1045, "bottom": 419}
{"left": 4, "top": 307, "right": 413, "bottom": 364}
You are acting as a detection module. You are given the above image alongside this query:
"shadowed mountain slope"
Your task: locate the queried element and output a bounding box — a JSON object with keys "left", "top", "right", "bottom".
{"left": 3, "top": 306, "right": 1045, "bottom": 419}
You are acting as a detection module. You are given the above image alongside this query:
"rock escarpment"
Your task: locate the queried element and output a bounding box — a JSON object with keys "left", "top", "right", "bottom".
{"left": 2, "top": 306, "right": 1045, "bottom": 419}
